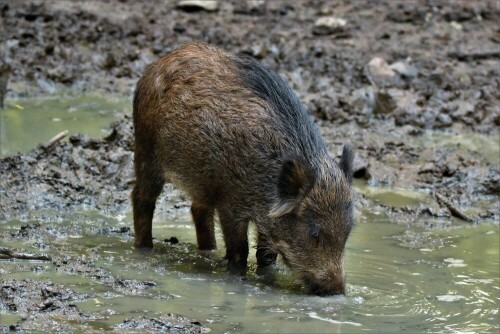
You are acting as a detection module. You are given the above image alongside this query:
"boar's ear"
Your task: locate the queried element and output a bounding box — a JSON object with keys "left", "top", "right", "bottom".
{"left": 269, "top": 159, "right": 315, "bottom": 218}
{"left": 340, "top": 144, "right": 354, "bottom": 184}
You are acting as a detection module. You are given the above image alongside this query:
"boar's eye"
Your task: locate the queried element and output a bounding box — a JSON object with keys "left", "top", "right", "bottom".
{"left": 307, "top": 223, "right": 320, "bottom": 239}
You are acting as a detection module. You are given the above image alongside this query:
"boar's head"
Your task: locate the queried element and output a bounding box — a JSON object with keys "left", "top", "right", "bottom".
{"left": 267, "top": 145, "right": 354, "bottom": 296}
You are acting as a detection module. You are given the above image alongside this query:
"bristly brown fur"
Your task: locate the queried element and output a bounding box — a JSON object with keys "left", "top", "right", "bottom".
{"left": 132, "top": 42, "right": 354, "bottom": 295}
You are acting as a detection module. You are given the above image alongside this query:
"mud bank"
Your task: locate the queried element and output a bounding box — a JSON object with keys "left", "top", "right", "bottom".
{"left": 1, "top": 0, "right": 499, "bottom": 132}
{"left": 0, "top": 276, "right": 206, "bottom": 333}
{"left": 0, "top": 113, "right": 497, "bottom": 225}
{"left": 1, "top": 0, "right": 498, "bottom": 220}
{"left": 0, "top": 218, "right": 208, "bottom": 333}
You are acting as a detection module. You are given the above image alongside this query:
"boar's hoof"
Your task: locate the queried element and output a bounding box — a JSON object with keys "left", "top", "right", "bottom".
{"left": 256, "top": 265, "right": 276, "bottom": 284}
{"left": 226, "top": 258, "right": 247, "bottom": 276}
{"left": 134, "top": 238, "right": 154, "bottom": 249}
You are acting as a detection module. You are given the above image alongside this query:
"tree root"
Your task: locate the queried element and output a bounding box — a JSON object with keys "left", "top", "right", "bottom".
{"left": 0, "top": 246, "right": 52, "bottom": 261}
{"left": 434, "top": 192, "right": 477, "bottom": 223}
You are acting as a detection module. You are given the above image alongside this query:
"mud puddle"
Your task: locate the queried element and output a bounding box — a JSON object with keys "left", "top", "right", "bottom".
{"left": 0, "top": 94, "right": 128, "bottom": 157}
{"left": 1, "top": 203, "right": 498, "bottom": 333}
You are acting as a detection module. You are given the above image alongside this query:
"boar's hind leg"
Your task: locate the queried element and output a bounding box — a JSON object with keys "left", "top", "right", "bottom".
{"left": 132, "top": 152, "right": 165, "bottom": 248}
{"left": 256, "top": 231, "right": 278, "bottom": 268}
{"left": 218, "top": 209, "right": 249, "bottom": 275}
{"left": 191, "top": 202, "right": 216, "bottom": 250}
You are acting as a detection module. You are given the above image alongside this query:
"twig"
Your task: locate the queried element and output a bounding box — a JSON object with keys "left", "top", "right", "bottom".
{"left": 434, "top": 192, "right": 477, "bottom": 223}
{"left": 448, "top": 50, "right": 500, "bottom": 61}
{"left": 0, "top": 246, "right": 52, "bottom": 261}
{"left": 43, "top": 130, "right": 69, "bottom": 150}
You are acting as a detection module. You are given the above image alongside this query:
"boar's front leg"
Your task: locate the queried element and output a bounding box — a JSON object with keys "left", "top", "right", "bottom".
{"left": 256, "top": 231, "right": 278, "bottom": 268}
{"left": 191, "top": 202, "right": 217, "bottom": 250}
{"left": 132, "top": 151, "right": 165, "bottom": 248}
{"left": 218, "top": 208, "right": 249, "bottom": 275}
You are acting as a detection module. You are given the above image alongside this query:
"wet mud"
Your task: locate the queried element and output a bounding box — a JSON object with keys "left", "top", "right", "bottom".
{"left": 0, "top": 278, "right": 95, "bottom": 333}
{"left": 1, "top": 276, "right": 204, "bottom": 333}
{"left": 2, "top": 0, "right": 499, "bottom": 132}
{"left": 1, "top": 1, "right": 497, "bottom": 218}
{"left": 0, "top": 112, "right": 497, "bottom": 224}
{"left": 0, "top": 0, "right": 499, "bottom": 332}
{"left": 0, "top": 218, "right": 207, "bottom": 332}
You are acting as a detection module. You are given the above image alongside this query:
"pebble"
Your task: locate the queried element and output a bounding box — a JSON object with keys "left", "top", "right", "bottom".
{"left": 367, "top": 57, "right": 396, "bottom": 79}
{"left": 450, "top": 21, "right": 463, "bottom": 31}
{"left": 373, "top": 90, "right": 397, "bottom": 115}
{"left": 312, "top": 17, "right": 347, "bottom": 35}
{"left": 36, "top": 78, "right": 56, "bottom": 94}
{"left": 176, "top": 0, "right": 219, "bottom": 12}
{"left": 352, "top": 155, "right": 370, "bottom": 179}
{"left": 390, "top": 61, "right": 418, "bottom": 79}
{"left": 233, "top": 0, "right": 266, "bottom": 15}
{"left": 352, "top": 87, "right": 376, "bottom": 114}
{"left": 241, "top": 44, "right": 266, "bottom": 59}
{"left": 419, "top": 162, "right": 435, "bottom": 174}
{"left": 366, "top": 57, "right": 418, "bottom": 87}
{"left": 352, "top": 86, "right": 397, "bottom": 115}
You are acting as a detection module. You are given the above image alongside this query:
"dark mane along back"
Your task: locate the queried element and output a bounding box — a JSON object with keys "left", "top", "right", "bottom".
{"left": 234, "top": 54, "right": 326, "bottom": 157}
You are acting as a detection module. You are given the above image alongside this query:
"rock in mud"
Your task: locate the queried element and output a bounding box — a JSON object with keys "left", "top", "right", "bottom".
{"left": 418, "top": 162, "right": 436, "bottom": 174}
{"left": 116, "top": 314, "right": 208, "bottom": 333}
{"left": 240, "top": 43, "right": 266, "bottom": 59}
{"left": 176, "top": 0, "right": 218, "bottom": 12}
{"left": 365, "top": 57, "right": 401, "bottom": 87}
{"left": 352, "top": 87, "right": 397, "bottom": 115}
{"left": 0, "top": 279, "right": 95, "bottom": 331}
{"left": 390, "top": 61, "right": 417, "bottom": 80}
{"left": 312, "top": 16, "right": 347, "bottom": 35}
{"left": 373, "top": 90, "right": 397, "bottom": 115}
{"left": 366, "top": 58, "right": 419, "bottom": 88}
{"left": 36, "top": 78, "right": 56, "bottom": 94}
{"left": 367, "top": 57, "right": 395, "bottom": 78}
{"left": 233, "top": 0, "right": 266, "bottom": 15}
{"left": 352, "top": 154, "right": 371, "bottom": 180}
{"left": 352, "top": 87, "right": 376, "bottom": 114}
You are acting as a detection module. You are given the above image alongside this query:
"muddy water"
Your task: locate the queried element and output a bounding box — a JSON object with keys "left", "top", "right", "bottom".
{"left": 1, "top": 205, "right": 498, "bottom": 333}
{"left": 1, "top": 96, "right": 499, "bottom": 332}
{"left": 0, "top": 95, "right": 128, "bottom": 157}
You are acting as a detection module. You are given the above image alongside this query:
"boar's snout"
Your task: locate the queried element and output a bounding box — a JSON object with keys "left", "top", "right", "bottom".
{"left": 303, "top": 271, "right": 345, "bottom": 296}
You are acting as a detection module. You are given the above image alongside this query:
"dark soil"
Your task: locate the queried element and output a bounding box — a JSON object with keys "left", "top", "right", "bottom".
{"left": 115, "top": 314, "right": 207, "bottom": 333}
{"left": 0, "top": 220, "right": 203, "bottom": 333}
{"left": 2, "top": 0, "right": 499, "bottom": 132}
{"left": 0, "top": 278, "right": 97, "bottom": 333}
{"left": 0, "top": 0, "right": 497, "bottom": 220}
{"left": 0, "top": 111, "right": 498, "bottom": 223}
{"left": 0, "top": 276, "right": 204, "bottom": 332}
{"left": 0, "top": 0, "right": 499, "bottom": 331}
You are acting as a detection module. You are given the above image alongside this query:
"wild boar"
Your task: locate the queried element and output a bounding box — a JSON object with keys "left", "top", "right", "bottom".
{"left": 132, "top": 42, "right": 354, "bottom": 295}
